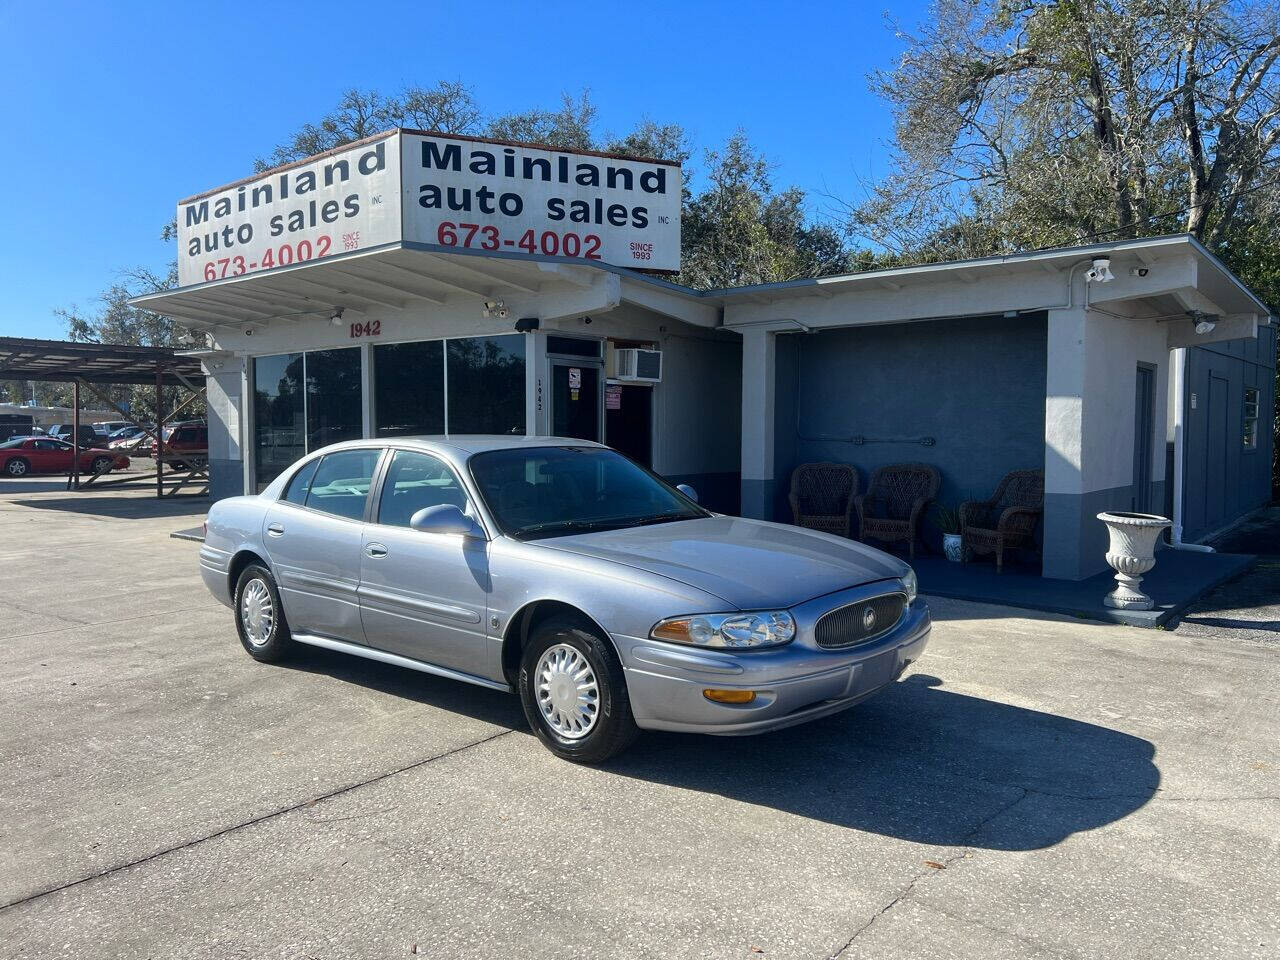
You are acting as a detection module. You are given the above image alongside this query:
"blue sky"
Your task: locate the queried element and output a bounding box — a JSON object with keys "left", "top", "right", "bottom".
{"left": 0, "top": 0, "right": 925, "bottom": 339}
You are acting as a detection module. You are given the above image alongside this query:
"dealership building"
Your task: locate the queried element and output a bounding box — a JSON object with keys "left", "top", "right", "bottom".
{"left": 134, "top": 128, "right": 1275, "bottom": 582}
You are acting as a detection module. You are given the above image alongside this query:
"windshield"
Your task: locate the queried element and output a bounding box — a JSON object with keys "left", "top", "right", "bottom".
{"left": 0, "top": 438, "right": 27, "bottom": 449}
{"left": 469, "top": 446, "right": 708, "bottom": 540}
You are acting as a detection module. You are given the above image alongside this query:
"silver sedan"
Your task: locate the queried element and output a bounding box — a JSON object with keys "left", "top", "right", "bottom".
{"left": 199, "top": 436, "right": 930, "bottom": 762}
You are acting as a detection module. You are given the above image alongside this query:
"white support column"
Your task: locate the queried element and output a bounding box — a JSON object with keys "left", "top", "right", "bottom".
{"left": 360, "top": 342, "right": 374, "bottom": 438}
{"left": 1043, "top": 306, "right": 1089, "bottom": 579}
{"left": 739, "top": 326, "right": 777, "bottom": 519}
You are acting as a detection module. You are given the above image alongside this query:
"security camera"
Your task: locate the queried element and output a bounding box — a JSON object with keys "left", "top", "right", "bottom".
{"left": 1129, "top": 267, "right": 1149, "bottom": 278}
{"left": 243, "top": 326, "right": 255, "bottom": 336}
{"left": 1085, "top": 257, "right": 1114, "bottom": 283}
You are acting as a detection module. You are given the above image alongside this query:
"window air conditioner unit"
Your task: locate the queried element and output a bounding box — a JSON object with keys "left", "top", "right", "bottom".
{"left": 613, "top": 348, "right": 662, "bottom": 382}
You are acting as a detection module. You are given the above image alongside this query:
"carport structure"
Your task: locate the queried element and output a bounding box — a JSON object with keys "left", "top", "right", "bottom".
{"left": 0, "top": 337, "right": 207, "bottom": 496}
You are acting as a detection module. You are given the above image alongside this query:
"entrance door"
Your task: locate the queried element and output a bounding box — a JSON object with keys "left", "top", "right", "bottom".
{"left": 1132, "top": 365, "right": 1155, "bottom": 511}
{"left": 605, "top": 383, "right": 653, "bottom": 467}
{"left": 551, "top": 362, "right": 602, "bottom": 442}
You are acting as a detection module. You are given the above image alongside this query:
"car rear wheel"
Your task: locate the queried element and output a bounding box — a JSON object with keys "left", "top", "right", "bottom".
{"left": 234, "top": 564, "right": 293, "bottom": 662}
{"left": 518, "top": 615, "right": 639, "bottom": 764}
{"left": 4, "top": 458, "right": 29, "bottom": 477}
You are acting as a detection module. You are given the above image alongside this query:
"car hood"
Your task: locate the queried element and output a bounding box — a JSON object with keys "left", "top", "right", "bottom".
{"left": 540, "top": 516, "right": 907, "bottom": 609}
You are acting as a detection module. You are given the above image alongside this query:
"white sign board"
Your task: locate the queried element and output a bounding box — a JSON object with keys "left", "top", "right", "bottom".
{"left": 401, "top": 133, "right": 680, "bottom": 271}
{"left": 175, "top": 131, "right": 681, "bottom": 288}
{"left": 177, "top": 135, "right": 401, "bottom": 287}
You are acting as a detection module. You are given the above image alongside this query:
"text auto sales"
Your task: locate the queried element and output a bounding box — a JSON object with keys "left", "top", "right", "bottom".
{"left": 182, "top": 141, "right": 388, "bottom": 256}
{"left": 414, "top": 140, "right": 671, "bottom": 229}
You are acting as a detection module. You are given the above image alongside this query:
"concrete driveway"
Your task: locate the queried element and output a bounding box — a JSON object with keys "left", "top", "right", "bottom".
{"left": 1, "top": 482, "right": 1276, "bottom": 959}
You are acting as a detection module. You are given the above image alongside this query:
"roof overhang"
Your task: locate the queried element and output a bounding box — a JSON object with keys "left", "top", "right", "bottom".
{"left": 130, "top": 244, "right": 719, "bottom": 332}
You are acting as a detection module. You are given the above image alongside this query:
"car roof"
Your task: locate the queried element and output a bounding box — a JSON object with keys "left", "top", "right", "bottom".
{"left": 320, "top": 434, "right": 607, "bottom": 455}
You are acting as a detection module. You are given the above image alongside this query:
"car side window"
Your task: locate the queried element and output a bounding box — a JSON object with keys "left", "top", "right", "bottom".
{"left": 282, "top": 458, "right": 320, "bottom": 506}
{"left": 303, "top": 449, "right": 381, "bottom": 521}
{"left": 377, "top": 450, "right": 469, "bottom": 527}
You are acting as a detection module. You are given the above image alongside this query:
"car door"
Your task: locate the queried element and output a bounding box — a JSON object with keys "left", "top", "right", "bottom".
{"left": 261, "top": 447, "right": 383, "bottom": 644}
{"left": 358, "top": 449, "right": 496, "bottom": 680}
{"left": 32, "top": 439, "right": 73, "bottom": 472}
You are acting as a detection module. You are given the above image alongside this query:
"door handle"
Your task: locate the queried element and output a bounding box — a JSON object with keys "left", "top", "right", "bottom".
{"left": 267, "top": 522, "right": 285, "bottom": 537}
{"left": 366, "top": 543, "right": 388, "bottom": 558}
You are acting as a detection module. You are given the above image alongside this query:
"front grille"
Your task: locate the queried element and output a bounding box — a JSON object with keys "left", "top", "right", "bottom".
{"left": 814, "top": 593, "right": 907, "bottom": 649}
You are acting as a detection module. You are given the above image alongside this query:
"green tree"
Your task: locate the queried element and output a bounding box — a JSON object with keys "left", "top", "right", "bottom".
{"left": 680, "top": 132, "right": 850, "bottom": 288}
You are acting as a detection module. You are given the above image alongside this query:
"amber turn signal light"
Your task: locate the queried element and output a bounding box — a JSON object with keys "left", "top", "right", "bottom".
{"left": 702, "top": 688, "right": 757, "bottom": 704}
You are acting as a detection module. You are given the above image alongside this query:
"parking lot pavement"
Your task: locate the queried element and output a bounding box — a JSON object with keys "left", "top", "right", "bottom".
{"left": 1, "top": 485, "right": 1276, "bottom": 959}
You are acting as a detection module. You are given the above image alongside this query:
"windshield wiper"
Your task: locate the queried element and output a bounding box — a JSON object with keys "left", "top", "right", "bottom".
{"left": 612, "top": 512, "right": 695, "bottom": 528}
{"left": 515, "top": 519, "right": 620, "bottom": 538}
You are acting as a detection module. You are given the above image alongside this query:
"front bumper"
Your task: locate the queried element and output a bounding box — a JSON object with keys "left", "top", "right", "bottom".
{"left": 620, "top": 593, "right": 930, "bottom": 735}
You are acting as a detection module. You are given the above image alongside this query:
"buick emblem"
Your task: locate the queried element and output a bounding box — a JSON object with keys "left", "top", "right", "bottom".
{"left": 862, "top": 607, "right": 878, "bottom": 631}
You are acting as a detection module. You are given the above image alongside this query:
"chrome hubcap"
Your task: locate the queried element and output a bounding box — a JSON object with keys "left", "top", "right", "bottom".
{"left": 9, "top": 461, "right": 25, "bottom": 475}
{"left": 535, "top": 643, "right": 599, "bottom": 740}
{"left": 240, "top": 579, "right": 274, "bottom": 646}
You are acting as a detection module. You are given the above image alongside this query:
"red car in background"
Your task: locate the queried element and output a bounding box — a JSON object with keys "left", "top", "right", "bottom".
{"left": 0, "top": 437, "right": 130, "bottom": 478}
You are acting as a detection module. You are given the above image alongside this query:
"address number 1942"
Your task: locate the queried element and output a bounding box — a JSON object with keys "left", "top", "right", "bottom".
{"left": 349, "top": 320, "right": 382, "bottom": 339}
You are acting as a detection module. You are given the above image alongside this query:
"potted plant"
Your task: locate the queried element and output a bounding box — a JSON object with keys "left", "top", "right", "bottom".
{"left": 933, "top": 504, "right": 963, "bottom": 562}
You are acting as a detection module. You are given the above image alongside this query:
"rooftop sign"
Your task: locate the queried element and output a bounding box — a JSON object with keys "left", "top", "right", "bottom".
{"left": 177, "top": 130, "right": 681, "bottom": 287}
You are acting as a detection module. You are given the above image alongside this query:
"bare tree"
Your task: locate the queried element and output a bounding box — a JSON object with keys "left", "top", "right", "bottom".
{"left": 851, "top": 0, "right": 1280, "bottom": 255}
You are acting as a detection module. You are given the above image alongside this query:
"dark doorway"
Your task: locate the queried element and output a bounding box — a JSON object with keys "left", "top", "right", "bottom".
{"left": 551, "top": 363, "right": 601, "bottom": 442}
{"left": 605, "top": 383, "right": 653, "bottom": 467}
{"left": 1132, "top": 364, "right": 1155, "bottom": 511}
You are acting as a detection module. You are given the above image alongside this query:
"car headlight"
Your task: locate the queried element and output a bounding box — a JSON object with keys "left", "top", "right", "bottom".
{"left": 650, "top": 610, "right": 796, "bottom": 649}
{"left": 902, "top": 567, "right": 918, "bottom": 604}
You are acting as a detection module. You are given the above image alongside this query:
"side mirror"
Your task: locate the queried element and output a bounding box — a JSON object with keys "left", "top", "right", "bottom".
{"left": 676, "top": 483, "right": 699, "bottom": 503}
{"left": 409, "top": 504, "right": 486, "bottom": 538}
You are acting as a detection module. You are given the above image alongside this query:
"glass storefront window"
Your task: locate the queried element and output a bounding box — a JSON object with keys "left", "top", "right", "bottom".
{"left": 447, "top": 335, "right": 526, "bottom": 435}
{"left": 375, "top": 340, "right": 444, "bottom": 436}
{"left": 253, "top": 353, "right": 304, "bottom": 491}
{"left": 252, "top": 332, "right": 528, "bottom": 491}
{"left": 306, "top": 347, "right": 363, "bottom": 450}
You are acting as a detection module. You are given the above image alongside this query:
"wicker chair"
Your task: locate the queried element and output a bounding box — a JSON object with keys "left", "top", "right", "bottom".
{"left": 789, "top": 462, "right": 859, "bottom": 537}
{"left": 854, "top": 463, "right": 940, "bottom": 560}
{"left": 960, "top": 470, "right": 1044, "bottom": 573}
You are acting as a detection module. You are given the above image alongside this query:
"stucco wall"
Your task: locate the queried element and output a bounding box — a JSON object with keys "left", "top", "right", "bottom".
{"left": 1044, "top": 307, "right": 1171, "bottom": 579}
{"left": 772, "top": 314, "right": 1049, "bottom": 547}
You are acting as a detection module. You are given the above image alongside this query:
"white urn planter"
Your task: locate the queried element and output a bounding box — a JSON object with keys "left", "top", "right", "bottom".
{"left": 1097, "top": 512, "right": 1172, "bottom": 610}
{"left": 942, "top": 533, "right": 964, "bottom": 562}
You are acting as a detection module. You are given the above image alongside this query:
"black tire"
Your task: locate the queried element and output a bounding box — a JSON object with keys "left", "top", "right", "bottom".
{"left": 90, "top": 456, "right": 113, "bottom": 475}
{"left": 4, "top": 457, "right": 29, "bottom": 477}
{"left": 518, "top": 614, "right": 639, "bottom": 764}
{"left": 233, "top": 564, "right": 293, "bottom": 662}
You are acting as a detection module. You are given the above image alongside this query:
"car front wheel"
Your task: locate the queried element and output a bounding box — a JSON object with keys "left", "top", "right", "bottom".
{"left": 90, "top": 456, "right": 113, "bottom": 474}
{"left": 234, "top": 564, "right": 293, "bottom": 662}
{"left": 4, "top": 458, "right": 29, "bottom": 477}
{"left": 519, "top": 615, "right": 639, "bottom": 764}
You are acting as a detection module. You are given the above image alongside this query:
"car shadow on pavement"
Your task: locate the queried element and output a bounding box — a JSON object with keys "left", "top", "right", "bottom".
{"left": 279, "top": 645, "right": 527, "bottom": 730}
{"left": 604, "top": 673, "right": 1160, "bottom": 852}
{"left": 281, "top": 649, "right": 1159, "bottom": 853}
{"left": 8, "top": 495, "right": 210, "bottom": 520}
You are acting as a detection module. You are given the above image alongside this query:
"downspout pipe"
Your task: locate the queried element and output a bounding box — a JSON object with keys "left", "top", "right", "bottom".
{"left": 1168, "top": 346, "right": 1215, "bottom": 553}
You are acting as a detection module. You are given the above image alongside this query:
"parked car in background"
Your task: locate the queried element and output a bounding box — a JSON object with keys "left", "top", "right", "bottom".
{"left": 107, "top": 425, "right": 152, "bottom": 449}
{"left": 44, "top": 424, "right": 105, "bottom": 449}
{"left": 0, "top": 437, "right": 130, "bottom": 478}
{"left": 141, "top": 421, "right": 208, "bottom": 469}
{"left": 93, "top": 421, "right": 130, "bottom": 438}
{"left": 199, "top": 436, "right": 930, "bottom": 763}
